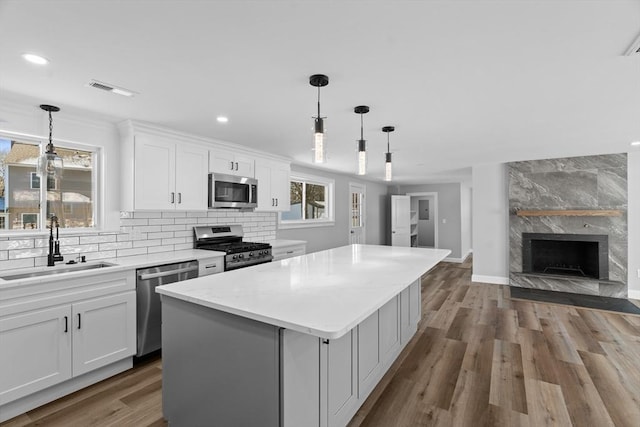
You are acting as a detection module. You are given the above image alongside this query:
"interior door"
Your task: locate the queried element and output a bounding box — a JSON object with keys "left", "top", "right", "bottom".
{"left": 349, "top": 183, "right": 365, "bottom": 244}
{"left": 391, "top": 195, "right": 411, "bottom": 246}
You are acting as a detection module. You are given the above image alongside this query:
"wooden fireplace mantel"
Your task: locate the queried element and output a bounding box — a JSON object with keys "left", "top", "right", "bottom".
{"left": 515, "top": 209, "right": 623, "bottom": 217}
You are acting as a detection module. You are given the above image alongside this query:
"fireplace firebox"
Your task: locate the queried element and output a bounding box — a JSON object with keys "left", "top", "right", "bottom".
{"left": 522, "top": 233, "right": 608, "bottom": 280}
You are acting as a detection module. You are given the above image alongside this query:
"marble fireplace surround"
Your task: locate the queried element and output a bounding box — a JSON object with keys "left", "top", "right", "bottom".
{"left": 509, "top": 153, "right": 628, "bottom": 298}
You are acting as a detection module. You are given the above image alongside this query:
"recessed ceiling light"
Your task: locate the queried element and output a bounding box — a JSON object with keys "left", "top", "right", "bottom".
{"left": 22, "top": 53, "right": 49, "bottom": 65}
{"left": 216, "top": 116, "right": 229, "bottom": 123}
{"left": 631, "top": 141, "right": 640, "bottom": 146}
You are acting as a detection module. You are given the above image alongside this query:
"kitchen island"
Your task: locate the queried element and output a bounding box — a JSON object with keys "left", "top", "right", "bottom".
{"left": 157, "top": 244, "right": 450, "bottom": 427}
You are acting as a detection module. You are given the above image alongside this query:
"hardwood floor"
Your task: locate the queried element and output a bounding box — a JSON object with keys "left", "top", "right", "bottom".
{"left": 3, "top": 259, "right": 640, "bottom": 427}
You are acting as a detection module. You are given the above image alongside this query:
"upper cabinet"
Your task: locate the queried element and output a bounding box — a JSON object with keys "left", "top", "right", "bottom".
{"left": 120, "top": 123, "right": 208, "bottom": 211}
{"left": 209, "top": 149, "right": 254, "bottom": 177}
{"left": 119, "top": 121, "right": 290, "bottom": 212}
{"left": 255, "top": 159, "right": 290, "bottom": 212}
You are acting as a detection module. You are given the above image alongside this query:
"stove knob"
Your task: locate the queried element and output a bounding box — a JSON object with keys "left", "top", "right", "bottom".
{"left": 249, "top": 252, "right": 254, "bottom": 257}
{"left": 239, "top": 254, "right": 244, "bottom": 259}
{"left": 232, "top": 255, "right": 238, "bottom": 260}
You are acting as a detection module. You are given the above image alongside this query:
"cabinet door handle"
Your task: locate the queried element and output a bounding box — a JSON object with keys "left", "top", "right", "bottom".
{"left": 276, "top": 198, "right": 278, "bottom": 206}
{"left": 178, "top": 192, "right": 182, "bottom": 204}
{"left": 230, "top": 161, "right": 234, "bottom": 170}
{"left": 64, "top": 316, "right": 68, "bottom": 333}
{"left": 170, "top": 192, "right": 175, "bottom": 203}
{"left": 235, "top": 162, "right": 239, "bottom": 171}
{"left": 77, "top": 313, "right": 81, "bottom": 329}
{"left": 271, "top": 198, "right": 274, "bottom": 206}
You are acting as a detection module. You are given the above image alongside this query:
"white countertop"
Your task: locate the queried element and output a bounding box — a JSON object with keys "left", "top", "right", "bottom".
{"left": 157, "top": 244, "right": 450, "bottom": 339}
{"left": 0, "top": 249, "right": 224, "bottom": 289}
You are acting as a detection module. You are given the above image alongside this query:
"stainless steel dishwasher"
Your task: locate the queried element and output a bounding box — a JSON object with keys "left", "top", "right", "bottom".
{"left": 136, "top": 260, "right": 199, "bottom": 356}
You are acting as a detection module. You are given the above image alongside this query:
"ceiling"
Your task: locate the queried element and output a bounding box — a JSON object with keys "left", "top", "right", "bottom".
{"left": 1, "top": 0, "right": 639, "bottom": 184}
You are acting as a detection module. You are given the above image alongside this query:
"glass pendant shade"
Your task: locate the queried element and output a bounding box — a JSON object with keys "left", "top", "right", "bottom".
{"left": 37, "top": 147, "right": 64, "bottom": 180}
{"left": 357, "top": 140, "right": 367, "bottom": 175}
{"left": 385, "top": 152, "right": 392, "bottom": 181}
{"left": 313, "top": 117, "right": 325, "bottom": 163}
{"left": 38, "top": 104, "right": 63, "bottom": 180}
{"left": 310, "top": 74, "right": 329, "bottom": 164}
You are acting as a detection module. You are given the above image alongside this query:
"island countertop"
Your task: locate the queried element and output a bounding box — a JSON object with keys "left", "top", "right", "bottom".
{"left": 156, "top": 244, "right": 450, "bottom": 339}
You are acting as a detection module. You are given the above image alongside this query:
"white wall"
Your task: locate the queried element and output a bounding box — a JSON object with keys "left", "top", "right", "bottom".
{"left": 276, "top": 164, "right": 389, "bottom": 253}
{"left": 393, "top": 183, "right": 465, "bottom": 260}
{"left": 460, "top": 181, "right": 472, "bottom": 258}
{"left": 471, "top": 163, "right": 509, "bottom": 284}
{"left": 628, "top": 151, "right": 640, "bottom": 299}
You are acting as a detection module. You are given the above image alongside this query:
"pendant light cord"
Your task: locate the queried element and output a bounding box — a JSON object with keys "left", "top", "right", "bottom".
{"left": 46, "top": 110, "right": 55, "bottom": 153}
{"left": 360, "top": 114, "right": 364, "bottom": 140}
{"left": 317, "top": 86, "right": 321, "bottom": 118}
{"left": 387, "top": 133, "right": 390, "bottom": 153}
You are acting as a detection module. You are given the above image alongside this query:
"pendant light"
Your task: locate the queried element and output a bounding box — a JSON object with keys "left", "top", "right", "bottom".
{"left": 309, "top": 74, "right": 329, "bottom": 163}
{"left": 354, "top": 106, "right": 369, "bottom": 175}
{"left": 37, "top": 104, "right": 64, "bottom": 180}
{"left": 382, "top": 126, "right": 395, "bottom": 181}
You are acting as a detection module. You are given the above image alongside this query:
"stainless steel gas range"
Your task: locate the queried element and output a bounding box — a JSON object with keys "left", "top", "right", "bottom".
{"left": 193, "top": 225, "right": 273, "bottom": 271}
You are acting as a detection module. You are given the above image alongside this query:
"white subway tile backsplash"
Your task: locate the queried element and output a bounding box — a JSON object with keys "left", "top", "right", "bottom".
{"left": 0, "top": 210, "right": 276, "bottom": 272}
{"left": 147, "top": 231, "right": 174, "bottom": 240}
{"left": 117, "top": 247, "right": 148, "bottom": 257}
{"left": 162, "top": 211, "right": 187, "bottom": 218}
{"left": 99, "top": 241, "right": 133, "bottom": 251}
{"left": 0, "top": 239, "right": 34, "bottom": 250}
{"left": 133, "top": 239, "right": 162, "bottom": 248}
{"left": 119, "top": 218, "right": 149, "bottom": 226}
{"left": 80, "top": 235, "right": 117, "bottom": 244}
{"left": 149, "top": 218, "right": 175, "bottom": 226}
{"left": 147, "top": 245, "right": 174, "bottom": 254}
{"left": 133, "top": 211, "right": 162, "bottom": 219}
{"left": 0, "top": 258, "right": 35, "bottom": 271}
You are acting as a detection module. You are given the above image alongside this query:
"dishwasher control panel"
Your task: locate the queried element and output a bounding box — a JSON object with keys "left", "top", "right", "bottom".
{"left": 198, "top": 256, "right": 224, "bottom": 276}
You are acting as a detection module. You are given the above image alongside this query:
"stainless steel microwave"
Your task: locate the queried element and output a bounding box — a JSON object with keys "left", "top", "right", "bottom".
{"left": 208, "top": 173, "right": 258, "bottom": 209}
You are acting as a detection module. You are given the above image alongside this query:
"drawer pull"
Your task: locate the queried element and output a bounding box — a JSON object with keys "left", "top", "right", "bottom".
{"left": 286, "top": 250, "right": 294, "bottom": 254}
{"left": 205, "top": 264, "right": 217, "bottom": 269}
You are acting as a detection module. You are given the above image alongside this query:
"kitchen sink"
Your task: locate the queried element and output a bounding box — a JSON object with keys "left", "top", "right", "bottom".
{"left": 0, "top": 262, "right": 118, "bottom": 280}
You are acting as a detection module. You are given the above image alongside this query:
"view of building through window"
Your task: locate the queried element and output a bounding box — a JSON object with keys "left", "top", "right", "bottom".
{"left": 282, "top": 179, "right": 327, "bottom": 221}
{"left": 0, "top": 138, "right": 94, "bottom": 230}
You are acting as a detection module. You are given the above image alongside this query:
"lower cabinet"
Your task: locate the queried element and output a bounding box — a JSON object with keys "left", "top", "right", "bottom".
{"left": 0, "top": 291, "right": 136, "bottom": 405}
{"left": 0, "top": 306, "right": 72, "bottom": 405}
{"left": 72, "top": 292, "right": 136, "bottom": 376}
{"left": 0, "top": 271, "right": 136, "bottom": 415}
{"left": 271, "top": 242, "right": 306, "bottom": 261}
{"left": 282, "top": 280, "right": 420, "bottom": 427}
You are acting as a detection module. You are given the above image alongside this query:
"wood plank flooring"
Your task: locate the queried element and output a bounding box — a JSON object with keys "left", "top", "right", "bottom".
{"left": 3, "top": 259, "right": 640, "bottom": 427}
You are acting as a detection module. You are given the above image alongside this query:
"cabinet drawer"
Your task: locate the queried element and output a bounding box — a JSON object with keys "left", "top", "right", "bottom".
{"left": 272, "top": 245, "right": 306, "bottom": 261}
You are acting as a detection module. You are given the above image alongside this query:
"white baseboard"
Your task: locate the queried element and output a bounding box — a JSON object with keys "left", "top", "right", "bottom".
{"left": 628, "top": 289, "right": 640, "bottom": 300}
{"left": 471, "top": 274, "right": 510, "bottom": 285}
{"left": 444, "top": 250, "right": 472, "bottom": 264}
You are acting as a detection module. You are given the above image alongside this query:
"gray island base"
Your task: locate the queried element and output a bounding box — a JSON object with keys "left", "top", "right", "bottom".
{"left": 158, "top": 244, "right": 451, "bottom": 426}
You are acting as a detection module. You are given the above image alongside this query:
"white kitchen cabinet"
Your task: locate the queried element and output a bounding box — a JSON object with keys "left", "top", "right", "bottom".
{"left": 255, "top": 159, "right": 290, "bottom": 212}
{"left": 400, "top": 278, "right": 421, "bottom": 345}
{"left": 72, "top": 292, "right": 136, "bottom": 376}
{"left": 0, "top": 306, "right": 72, "bottom": 405}
{"left": 133, "top": 133, "right": 208, "bottom": 211}
{"left": 209, "top": 149, "right": 254, "bottom": 177}
{"left": 0, "top": 270, "right": 136, "bottom": 420}
{"left": 324, "top": 330, "right": 358, "bottom": 427}
{"left": 271, "top": 241, "right": 306, "bottom": 261}
{"left": 357, "top": 311, "right": 380, "bottom": 399}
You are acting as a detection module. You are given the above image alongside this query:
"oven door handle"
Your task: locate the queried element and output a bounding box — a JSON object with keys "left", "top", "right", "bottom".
{"left": 138, "top": 266, "right": 199, "bottom": 281}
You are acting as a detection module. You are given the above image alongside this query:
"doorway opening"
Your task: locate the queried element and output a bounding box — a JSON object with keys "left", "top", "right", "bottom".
{"left": 407, "top": 192, "right": 438, "bottom": 249}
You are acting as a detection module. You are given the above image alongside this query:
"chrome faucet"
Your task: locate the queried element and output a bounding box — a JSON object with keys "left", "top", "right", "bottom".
{"left": 47, "top": 215, "right": 64, "bottom": 266}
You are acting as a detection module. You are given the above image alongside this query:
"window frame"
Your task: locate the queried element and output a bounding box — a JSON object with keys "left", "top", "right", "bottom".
{"left": 278, "top": 172, "right": 335, "bottom": 229}
{"left": 0, "top": 133, "right": 101, "bottom": 235}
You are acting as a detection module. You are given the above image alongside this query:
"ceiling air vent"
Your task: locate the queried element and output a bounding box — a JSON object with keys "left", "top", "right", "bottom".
{"left": 624, "top": 32, "right": 640, "bottom": 56}
{"left": 87, "top": 80, "right": 136, "bottom": 97}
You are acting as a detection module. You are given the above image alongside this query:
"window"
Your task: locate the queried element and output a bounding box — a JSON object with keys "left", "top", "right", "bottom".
{"left": 30, "top": 172, "right": 58, "bottom": 190}
{"left": 280, "top": 173, "right": 334, "bottom": 228}
{"left": 0, "top": 137, "right": 97, "bottom": 232}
